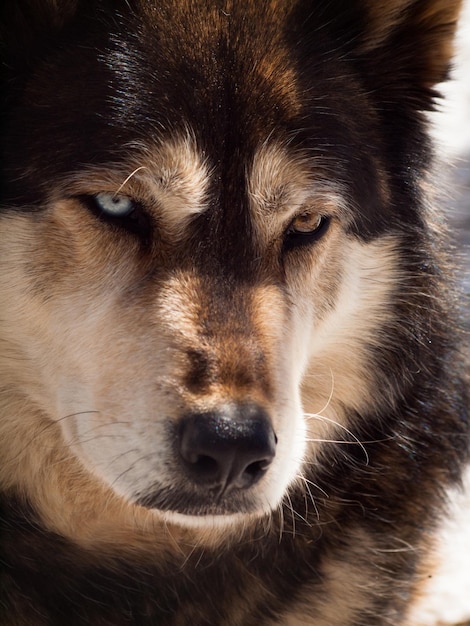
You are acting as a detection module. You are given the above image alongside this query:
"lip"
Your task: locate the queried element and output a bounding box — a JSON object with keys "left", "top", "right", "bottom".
{"left": 134, "top": 485, "right": 262, "bottom": 517}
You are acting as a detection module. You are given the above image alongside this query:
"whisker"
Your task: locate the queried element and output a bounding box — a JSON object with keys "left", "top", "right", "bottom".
{"left": 303, "top": 412, "right": 370, "bottom": 465}
{"left": 284, "top": 492, "right": 297, "bottom": 537}
{"left": 303, "top": 436, "right": 392, "bottom": 445}
{"left": 57, "top": 410, "right": 101, "bottom": 422}
{"left": 73, "top": 420, "right": 131, "bottom": 440}
{"left": 276, "top": 500, "right": 285, "bottom": 543}
{"left": 301, "top": 475, "right": 329, "bottom": 499}
{"left": 3, "top": 409, "right": 101, "bottom": 469}
{"left": 108, "top": 450, "right": 143, "bottom": 484}
{"left": 114, "top": 166, "right": 149, "bottom": 196}
{"left": 298, "top": 473, "right": 319, "bottom": 520}
{"left": 316, "top": 367, "right": 336, "bottom": 415}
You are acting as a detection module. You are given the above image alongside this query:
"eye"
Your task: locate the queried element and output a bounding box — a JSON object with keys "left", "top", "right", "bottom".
{"left": 79, "top": 193, "right": 152, "bottom": 242}
{"left": 94, "top": 192, "right": 135, "bottom": 216}
{"left": 284, "top": 212, "right": 330, "bottom": 250}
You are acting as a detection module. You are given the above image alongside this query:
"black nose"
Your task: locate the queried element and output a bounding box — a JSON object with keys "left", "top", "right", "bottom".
{"left": 179, "top": 403, "right": 277, "bottom": 492}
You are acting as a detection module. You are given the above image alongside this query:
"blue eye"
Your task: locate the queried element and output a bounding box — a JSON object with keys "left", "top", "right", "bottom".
{"left": 80, "top": 193, "right": 152, "bottom": 243}
{"left": 94, "top": 193, "right": 135, "bottom": 216}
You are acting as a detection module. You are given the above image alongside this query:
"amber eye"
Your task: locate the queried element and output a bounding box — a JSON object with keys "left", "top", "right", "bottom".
{"left": 284, "top": 212, "right": 330, "bottom": 250}
{"left": 291, "top": 212, "right": 324, "bottom": 233}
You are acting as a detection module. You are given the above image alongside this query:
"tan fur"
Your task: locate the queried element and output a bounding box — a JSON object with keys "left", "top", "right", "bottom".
{"left": 60, "top": 134, "right": 211, "bottom": 238}
{"left": 0, "top": 204, "right": 302, "bottom": 542}
{"left": 248, "top": 143, "right": 353, "bottom": 247}
{"left": 249, "top": 142, "right": 402, "bottom": 444}
{"left": 0, "top": 157, "right": 400, "bottom": 550}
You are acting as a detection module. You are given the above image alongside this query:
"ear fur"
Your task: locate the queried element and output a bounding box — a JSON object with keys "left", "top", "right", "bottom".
{"left": 359, "top": 0, "right": 463, "bottom": 88}
{"left": 297, "top": 0, "right": 463, "bottom": 99}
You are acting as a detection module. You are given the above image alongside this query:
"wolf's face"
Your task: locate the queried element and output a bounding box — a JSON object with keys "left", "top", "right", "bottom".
{"left": 0, "top": 0, "right": 460, "bottom": 531}
{"left": 3, "top": 135, "right": 398, "bottom": 523}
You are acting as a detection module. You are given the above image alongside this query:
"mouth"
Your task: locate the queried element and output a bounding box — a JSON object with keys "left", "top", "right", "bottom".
{"left": 134, "top": 485, "right": 263, "bottom": 517}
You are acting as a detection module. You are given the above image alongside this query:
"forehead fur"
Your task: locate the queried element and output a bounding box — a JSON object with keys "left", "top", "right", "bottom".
{"left": 248, "top": 142, "right": 348, "bottom": 216}
{"left": 0, "top": 0, "right": 464, "bottom": 243}
{"left": 247, "top": 141, "right": 351, "bottom": 246}
{"left": 62, "top": 133, "right": 211, "bottom": 231}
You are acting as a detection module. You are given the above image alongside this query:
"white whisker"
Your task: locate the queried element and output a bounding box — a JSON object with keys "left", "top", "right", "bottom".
{"left": 303, "top": 411, "right": 370, "bottom": 465}
{"left": 115, "top": 166, "right": 149, "bottom": 195}
{"left": 284, "top": 492, "right": 297, "bottom": 537}
{"left": 298, "top": 473, "right": 320, "bottom": 520}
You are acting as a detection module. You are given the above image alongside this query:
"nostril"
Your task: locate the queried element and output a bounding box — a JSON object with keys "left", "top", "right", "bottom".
{"left": 179, "top": 403, "right": 276, "bottom": 491}
{"left": 237, "top": 459, "right": 270, "bottom": 488}
{"left": 193, "top": 454, "right": 219, "bottom": 477}
{"left": 246, "top": 461, "right": 263, "bottom": 476}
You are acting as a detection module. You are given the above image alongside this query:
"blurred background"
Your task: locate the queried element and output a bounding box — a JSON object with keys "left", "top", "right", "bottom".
{"left": 431, "top": 0, "right": 470, "bottom": 327}
{"left": 416, "top": 4, "right": 470, "bottom": 622}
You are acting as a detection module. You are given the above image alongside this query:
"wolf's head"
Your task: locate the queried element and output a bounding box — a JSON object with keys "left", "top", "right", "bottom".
{"left": 0, "top": 0, "right": 462, "bottom": 541}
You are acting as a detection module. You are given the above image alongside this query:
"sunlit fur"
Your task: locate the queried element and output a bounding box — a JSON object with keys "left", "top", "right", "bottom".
{"left": 0, "top": 1, "right": 468, "bottom": 625}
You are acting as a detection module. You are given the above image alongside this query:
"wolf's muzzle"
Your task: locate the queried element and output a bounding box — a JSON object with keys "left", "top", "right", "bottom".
{"left": 179, "top": 403, "right": 277, "bottom": 493}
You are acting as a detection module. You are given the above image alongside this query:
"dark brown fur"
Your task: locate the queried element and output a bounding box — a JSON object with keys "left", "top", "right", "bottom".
{"left": 0, "top": 1, "right": 468, "bottom": 625}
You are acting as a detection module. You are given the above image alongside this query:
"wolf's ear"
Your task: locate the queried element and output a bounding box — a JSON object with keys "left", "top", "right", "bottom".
{"left": 358, "top": 0, "right": 463, "bottom": 88}
{"left": 305, "top": 0, "right": 463, "bottom": 104}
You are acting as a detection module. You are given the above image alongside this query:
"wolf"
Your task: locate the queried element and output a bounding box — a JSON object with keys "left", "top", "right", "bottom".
{"left": 0, "top": 1, "right": 468, "bottom": 624}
